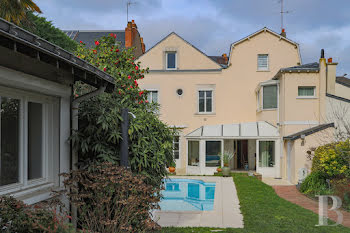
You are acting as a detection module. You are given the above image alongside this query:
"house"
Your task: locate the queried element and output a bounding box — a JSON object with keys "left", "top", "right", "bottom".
{"left": 137, "top": 28, "right": 350, "bottom": 184}
{"left": 64, "top": 20, "right": 146, "bottom": 58}
{"left": 0, "top": 18, "right": 114, "bottom": 204}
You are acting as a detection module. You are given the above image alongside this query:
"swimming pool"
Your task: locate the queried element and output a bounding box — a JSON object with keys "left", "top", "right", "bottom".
{"left": 159, "top": 178, "right": 216, "bottom": 211}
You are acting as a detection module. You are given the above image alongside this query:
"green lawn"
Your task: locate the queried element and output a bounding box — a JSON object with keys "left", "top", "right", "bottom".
{"left": 161, "top": 173, "right": 350, "bottom": 233}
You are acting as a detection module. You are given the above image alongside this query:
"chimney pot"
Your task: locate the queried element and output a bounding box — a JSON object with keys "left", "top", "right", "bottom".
{"left": 280, "top": 28, "right": 286, "bottom": 37}
{"left": 321, "top": 49, "right": 325, "bottom": 58}
{"left": 328, "top": 57, "right": 333, "bottom": 63}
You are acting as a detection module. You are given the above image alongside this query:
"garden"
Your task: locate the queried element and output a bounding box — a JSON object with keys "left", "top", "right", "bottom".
{"left": 300, "top": 140, "right": 350, "bottom": 212}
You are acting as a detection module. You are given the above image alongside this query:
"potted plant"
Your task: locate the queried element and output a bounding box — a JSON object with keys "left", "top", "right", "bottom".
{"left": 216, "top": 166, "right": 222, "bottom": 172}
{"left": 169, "top": 166, "right": 175, "bottom": 173}
{"left": 222, "top": 151, "right": 234, "bottom": 177}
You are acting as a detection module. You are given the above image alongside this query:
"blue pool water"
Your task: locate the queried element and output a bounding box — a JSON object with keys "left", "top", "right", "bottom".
{"left": 159, "top": 179, "right": 216, "bottom": 211}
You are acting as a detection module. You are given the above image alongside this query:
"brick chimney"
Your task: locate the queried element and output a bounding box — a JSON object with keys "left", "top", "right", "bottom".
{"left": 280, "top": 28, "right": 286, "bottom": 37}
{"left": 125, "top": 20, "right": 138, "bottom": 48}
{"left": 222, "top": 53, "right": 228, "bottom": 64}
{"left": 140, "top": 37, "right": 146, "bottom": 54}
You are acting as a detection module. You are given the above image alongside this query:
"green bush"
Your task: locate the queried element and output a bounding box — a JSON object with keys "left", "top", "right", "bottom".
{"left": 0, "top": 196, "right": 75, "bottom": 233}
{"left": 62, "top": 162, "right": 161, "bottom": 233}
{"left": 312, "top": 140, "right": 349, "bottom": 178}
{"left": 300, "top": 171, "right": 333, "bottom": 196}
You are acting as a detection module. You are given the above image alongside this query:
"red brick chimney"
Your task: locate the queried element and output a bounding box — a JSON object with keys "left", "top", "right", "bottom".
{"left": 222, "top": 53, "right": 228, "bottom": 64}
{"left": 140, "top": 37, "right": 146, "bottom": 53}
{"left": 125, "top": 20, "right": 138, "bottom": 48}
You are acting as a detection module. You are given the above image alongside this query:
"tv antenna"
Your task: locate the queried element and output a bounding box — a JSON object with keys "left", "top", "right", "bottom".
{"left": 279, "top": 0, "right": 291, "bottom": 30}
{"left": 127, "top": 1, "right": 136, "bottom": 23}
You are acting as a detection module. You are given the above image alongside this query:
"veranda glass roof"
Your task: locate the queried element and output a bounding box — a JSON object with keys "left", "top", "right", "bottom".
{"left": 185, "top": 121, "right": 279, "bottom": 138}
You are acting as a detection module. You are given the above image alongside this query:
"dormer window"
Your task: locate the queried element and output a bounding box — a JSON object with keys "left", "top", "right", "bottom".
{"left": 166, "top": 52, "right": 176, "bottom": 70}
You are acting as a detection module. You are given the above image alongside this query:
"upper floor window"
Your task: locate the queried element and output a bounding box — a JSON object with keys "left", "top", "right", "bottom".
{"left": 263, "top": 85, "right": 277, "bottom": 109}
{"left": 166, "top": 52, "right": 176, "bottom": 70}
{"left": 258, "top": 54, "right": 269, "bottom": 71}
{"left": 298, "top": 86, "right": 315, "bottom": 97}
{"left": 147, "top": 90, "right": 158, "bottom": 103}
{"left": 198, "top": 90, "right": 213, "bottom": 113}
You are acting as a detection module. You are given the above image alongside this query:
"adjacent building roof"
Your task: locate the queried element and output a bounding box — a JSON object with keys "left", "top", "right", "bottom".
{"left": 186, "top": 121, "right": 279, "bottom": 138}
{"left": 64, "top": 30, "right": 126, "bottom": 49}
{"left": 336, "top": 76, "right": 350, "bottom": 88}
{"left": 0, "top": 18, "right": 115, "bottom": 92}
{"left": 281, "top": 62, "right": 320, "bottom": 72}
{"left": 283, "top": 123, "right": 334, "bottom": 141}
{"left": 208, "top": 56, "right": 229, "bottom": 66}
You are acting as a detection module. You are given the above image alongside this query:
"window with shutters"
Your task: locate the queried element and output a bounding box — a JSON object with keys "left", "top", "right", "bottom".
{"left": 258, "top": 54, "right": 269, "bottom": 71}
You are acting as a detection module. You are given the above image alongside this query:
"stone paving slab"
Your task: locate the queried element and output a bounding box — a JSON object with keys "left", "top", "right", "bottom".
{"left": 152, "top": 176, "right": 244, "bottom": 228}
{"left": 273, "top": 185, "right": 350, "bottom": 228}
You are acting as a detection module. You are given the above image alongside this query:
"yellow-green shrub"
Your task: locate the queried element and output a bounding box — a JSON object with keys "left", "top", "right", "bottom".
{"left": 312, "top": 140, "right": 350, "bottom": 178}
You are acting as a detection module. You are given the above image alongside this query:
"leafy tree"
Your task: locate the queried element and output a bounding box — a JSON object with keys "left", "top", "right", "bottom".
{"left": 73, "top": 34, "right": 175, "bottom": 187}
{"left": 0, "top": 0, "right": 41, "bottom": 25}
{"left": 22, "top": 12, "right": 77, "bottom": 52}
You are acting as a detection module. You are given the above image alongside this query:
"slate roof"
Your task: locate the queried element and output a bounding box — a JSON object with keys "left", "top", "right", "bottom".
{"left": 208, "top": 56, "right": 228, "bottom": 65}
{"left": 283, "top": 123, "right": 334, "bottom": 141}
{"left": 336, "top": 76, "right": 350, "bottom": 88}
{"left": 64, "top": 30, "right": 125, "bottom": 48}
{"left": 281, "top": 62, "right": 320, "bottom": 72}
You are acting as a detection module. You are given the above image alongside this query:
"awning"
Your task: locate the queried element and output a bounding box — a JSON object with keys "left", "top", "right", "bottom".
{"left": 186, "top": 121, "right": 279, "bottom": 138}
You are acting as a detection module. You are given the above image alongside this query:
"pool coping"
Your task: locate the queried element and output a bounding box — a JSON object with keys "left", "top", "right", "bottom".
{"left": 152, "top": 176, "right": 244, "bottom": 228}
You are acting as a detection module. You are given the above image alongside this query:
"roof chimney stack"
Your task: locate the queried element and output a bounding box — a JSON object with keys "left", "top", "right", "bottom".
{"left": 222, "top": 53, "right": 228, "bottom": 63}
{"left": 321, "top": 49, "right": 325, "bottom": 58}
{"left": 280, "top": 28, "right": 286, "bottom": 37}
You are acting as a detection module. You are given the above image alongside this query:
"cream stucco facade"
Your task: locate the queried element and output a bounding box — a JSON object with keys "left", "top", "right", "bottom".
{"left": 137, "top": 28, "right": 350, "bottom": 184}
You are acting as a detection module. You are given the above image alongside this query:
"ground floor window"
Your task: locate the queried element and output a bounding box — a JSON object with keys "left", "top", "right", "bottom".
{"left": 205, "top": 141, "right": 221, "bottom": 167}
{"left": 173, "top": 136, "right": 179, "bottom": 160}
{"left": 188, "top": 141, "right": 199, "bottom": 166}
{"left": 259, "top": 141, "right": 275, "bottom": 167}
{"left": 0, "top": 97, "right": 20, "bottom": 186}
{"left": 0, "top": 87, "right": 57, "bottom": 191}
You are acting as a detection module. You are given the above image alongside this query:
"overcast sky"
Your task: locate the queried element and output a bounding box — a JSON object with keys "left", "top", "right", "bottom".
{"left": 39, "top": 0, "right": 350, "bottom": 75}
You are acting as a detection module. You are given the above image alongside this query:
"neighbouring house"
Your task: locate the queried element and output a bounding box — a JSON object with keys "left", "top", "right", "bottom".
{"left": 137, "top": 28, "right": 350, "bottom": 184}
{"left": 0, "top": 18, "right": 114, "bottom": 204}
{"left": 64, "top": 20, "right": 146, "bottom": 58}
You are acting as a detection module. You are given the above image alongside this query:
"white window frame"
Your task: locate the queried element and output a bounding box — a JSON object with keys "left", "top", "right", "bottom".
{"left": 146, "top": 89, "right": 159, "bottom": 104}
{"left": 257, "top": 54, "right": 269, "bottom": 71}
{"left": 166, "top": 51, "right": 177, "bottom": 70}
{"left": 197, "top": 89, "right": 214, "bottom": 114}
{"left": 173, "top": 135, "right": 180, "bottom": 160}
{"left": 0, "top": 86, "right": 55, "bottom": 194}
{"left": 297, "top": 86, "right": 316, "bottom": 99}
{"left": 261, "top": 84, "right": 278, "bottom": 110}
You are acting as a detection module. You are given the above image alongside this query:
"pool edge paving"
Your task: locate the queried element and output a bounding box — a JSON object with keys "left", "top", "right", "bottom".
{"left": 152, "top": 176, "right": 244, "bottom": 228}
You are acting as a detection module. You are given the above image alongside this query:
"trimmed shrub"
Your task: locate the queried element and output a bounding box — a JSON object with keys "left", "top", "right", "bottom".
{"left": 61, "top": 162, "right": 161, "bottom": 233}
{"left": 0, "top": 196, "right": 74, "bottom": 233}
{"left": 299, "top": 171, "right": 333, "bottom": 196}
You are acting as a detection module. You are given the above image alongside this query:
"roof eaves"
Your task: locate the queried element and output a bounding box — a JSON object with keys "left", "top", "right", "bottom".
{"left": 283, "top": 123, "right": 334, "bottom": 141}
{"left": 0, "top": 18, "right": 115, "bottom": 91}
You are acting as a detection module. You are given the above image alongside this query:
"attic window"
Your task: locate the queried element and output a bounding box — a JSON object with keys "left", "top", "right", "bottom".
{"left": 258, "top": 54, "right": 269, "bottom": 71}
{"left": 166, "top": 52, "right": 176, "bottom": 70}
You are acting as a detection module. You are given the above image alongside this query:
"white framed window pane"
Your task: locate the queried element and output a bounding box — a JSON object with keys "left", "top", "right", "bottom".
{"left": 0, "top": 97, "right": 20, "bottom": 186}
{"left": 199, "top": 98, "right": 205, "bottom": 112}
{"left": 263, "top": 85, "right": 277, "bottom": 109}
{"left": 173, "top": 136, "right": 179, "bottom": 159}
{"left": 298, "top": 87, "right": 315, "bottom": 96}
{"left": 206, "top": 91, "right": 212, "bottom": 98}
{"left": 152, "top": 91, "right": 158, "bottom": 103}
{"left": 167, "top": 52, "right": 176, "bottom": 69}
{"left": 199, "top": 91, "right": 205, "bottom": 98}
{"left": 188, "top": 141, "right": 199, "bottom": 166}
{"left": 205, "top": 141, "right": 221, "bottom": 167}
{"left": 28, "top": 102, "right": 43, "bottom": 180}
{"left": 206, "top": 98, "right": 212, "bottom": 112}
{"left": 258, "top": 54, "right": 268, "bottom": 70}
{"left": 259, "top": 141, "right": 275, "bottom": 167}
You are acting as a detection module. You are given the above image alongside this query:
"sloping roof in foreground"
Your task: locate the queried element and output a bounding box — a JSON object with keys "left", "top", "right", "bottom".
{"left": 336, "top": 76, "right": 350, "bottom": 88}
{"left": 283, "top": 123, "right": 334, "bottom": 141}
{"left": 281, "top": 62, "right": 320, "bottom": 72}
{"left": 186, "top": 121, "right": 279, "bottom": 138}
